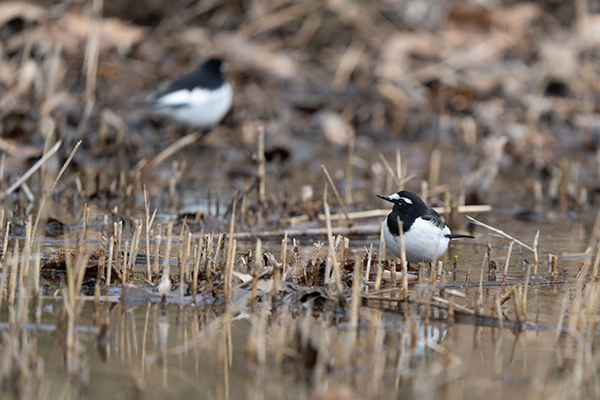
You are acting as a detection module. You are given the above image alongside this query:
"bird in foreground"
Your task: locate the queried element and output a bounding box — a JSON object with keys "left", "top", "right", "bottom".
{"left": 152, "top": 58, "right": 233, "bottom": 129}
{"left": 377, "top": 190, "right": 474, "bottom": 265}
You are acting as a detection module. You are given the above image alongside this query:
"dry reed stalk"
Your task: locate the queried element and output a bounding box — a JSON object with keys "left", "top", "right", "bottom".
{"left": 321, "top": 165, "right": 351, "bottom": 226}
{"left": 514, "top": 285, "right": 524, "bottom": 323}
{"left": 452, "top": 255, "right": 458, "bottom": 281}
{"left": 144, "top": 186, "right": 157, "bottom": 280}
{"left": 115, "top": 221, "right": 123, "bottom": 283}
{"left": 106, "top": 236, "right": 114, "bottom": 292}
{"left": 466, "top": 216, "right": 535, "bottom": 252}
{"left": 477, "top": 254, "right": 487, "bottom": 315}
{"left": 533, "top": 230, "right": 540, "bottom": 274}
{"left": 592, "top": 241, "right": 600, "bottom": 279}
{"left": 153, "top": 225, "right": 162, "bottom": 277}
{"left": 178, "top": 231, "right": 191, "bottom": 311}
{"left": 487, "top": 241, "right": 492, "bottom": 271}
{"left": 551, "top": 254, "right": 558, "bottom": 281}
{"left": 499, "top": 285, "right": 517, "bottom": 305}
{"left": 465, "top": 258, "right": 473, "bottom": 282}
{"left": 523, "top": 263, "right": 531, "bottom": 319}
{"left": 138, "top": 132, "right": 203, "bottom": 173}
{"left": 365, "top": 243, "right": 373, "bottom": 284}
{"left": 224, "top": 199, "right": 238, "bottom": 301}
{"left": 0, "top": 140, "right": 61, "bottom": 200}
{"left": 192, "top": 239, "right": 201, "bottom": 304}
{"left": 206, "top": 233, "right": 219, "bottom": 288}
{"left": 159, "top": 221, "right": 174, "bottom": 304}
{"left": 273, "top": 233, "right": 286, "bottom": 293}
{"left": 251, "top": 239, "right": 262, "bottom": 308}
{"left": 447, "top": 294, "right": 455, "bottom": 320}
{"left": 47, "top": 140, "right": 82, "bottom": 194}
{"left": 20, "top": 217, "right": 32, "bottom": 281}
{"left": 7, "top": 240, "right": 19, "bottom": 325}
{"left": 0, "top": 221, "right": 9, "bottom": 266}
{"left": 502, "top": 241, "right": 514, "bottom": 286}
{"left": 257, "top": 127, "right": 266, "bottom": 207}
{"left": 33, "top": 242, "right": 41, "bottom": 325}
{"left": 323, "top": 185, "right": 333, "bottom": 288}
{"left": 345, "top": 131, "right": 355, "bottom": 204}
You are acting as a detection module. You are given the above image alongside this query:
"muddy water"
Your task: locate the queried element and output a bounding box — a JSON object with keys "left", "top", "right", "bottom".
{"left": 10, "top": 209, "right": 600, "bottom": 399}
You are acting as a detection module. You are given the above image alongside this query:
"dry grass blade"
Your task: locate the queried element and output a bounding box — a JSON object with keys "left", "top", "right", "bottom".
{"left": 47, "top": 140, "right": 82, "bottom": 194}
{"left": 466, "top": 216, "right": 535, "bottom": 252}
{"left": 138, "top": 132, "right": 203, "bottom": 173}
{"left": 321, "top": 164, "right": 351, "bottom": 225}
{"left": 0, "top": 140, "right": 61, "bottom": 200}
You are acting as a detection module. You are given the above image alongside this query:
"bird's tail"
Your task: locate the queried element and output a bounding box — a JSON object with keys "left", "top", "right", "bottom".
{"left": 445, "top": 234, "right": 475, "bottom": 240}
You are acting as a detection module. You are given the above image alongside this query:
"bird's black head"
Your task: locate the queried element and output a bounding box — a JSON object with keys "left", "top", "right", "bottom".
{"left": 377, "top": 190, "right": 427, "bottom": 211}
{"left": 377, "top": 190, "right": 430, "bottom": 233}
{"left": 201, "top": 58, "right": 226, "bottom": 76}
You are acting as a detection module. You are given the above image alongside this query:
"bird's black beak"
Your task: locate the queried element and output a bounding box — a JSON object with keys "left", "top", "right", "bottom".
{"left": 377, "top": 194, "right": 393, "bottom": 203}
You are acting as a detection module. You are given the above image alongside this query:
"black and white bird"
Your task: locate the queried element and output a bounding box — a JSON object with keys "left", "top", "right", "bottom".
{"left": 377, "top": 190, "right": 474, "bottom": 264}
{"left": 152, "top": 58, "right": 232, "bottom": 129}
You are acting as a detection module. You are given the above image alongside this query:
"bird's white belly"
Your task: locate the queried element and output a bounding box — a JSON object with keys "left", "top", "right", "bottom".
{"left": 155, "top": 83, "right": 233, "bottom": 128}
{"left": 383, "top": 217, "right": 450, "bottom": 264}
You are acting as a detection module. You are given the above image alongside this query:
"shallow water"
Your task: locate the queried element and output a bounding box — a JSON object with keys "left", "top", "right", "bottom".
{"left": 7, "top": 208, "right": 594, "bottom": 400}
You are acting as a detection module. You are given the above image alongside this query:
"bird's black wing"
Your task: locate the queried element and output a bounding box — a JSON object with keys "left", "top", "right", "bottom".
{"left": 162, "top": 69, "right": 223, "bottom": 95}
{"left": 421, "top": 211, "right": 443, "bottom": 228}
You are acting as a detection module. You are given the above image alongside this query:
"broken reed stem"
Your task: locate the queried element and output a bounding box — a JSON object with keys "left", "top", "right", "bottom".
{"left": 8, "top": 240, "right": 18, "bottom": 324}
{"left": 365, "top": 243, "right": 373, "bottom": 283}
{"left": 47, "top": 140, "right": 82, "bottom": 194}
{"left": 192, "top": 239, "right": 201, "bottom": 304}
{"left": 224, "top": 199, "right": 237, "bottom": 302}
{"left": 522, "top": 262, "right": 531, "bottom": 320}
{"left": 153, "top": 225, "right": 162, "bottom": 277}
{"left": 138, "top": 132, "right": 203, "bottom": 173}
{"left": 593, "top": 240, "right": 600, "bottom": 279}
{"left": 487, "top": 241, "right": 492, "bottom": 271}
{"left": 466, "top": 216, "right": 535, "bottom": 252}
{"left": 0, "top": 140, "right": 61, "bottom": 200}
{"left": 477, "top": 254, "right": 486, "bottom": 315}
{"left": 502, "top": 241, "right": 514, "bottom": 286}
{"left": 466, "top": 259, "right": 473, "bottom": 281}
{"left": 533, "top": 230, "right": 540, "bottom": 274}
{"left": 323, "top": 185, "right": 343, "bottom": 293}
{"left": 251, "top": 239, "right": 262, "bottom": 308}
{"left": 321, "top": 165, "right": 351, "bottom": 226}
{"left": 273, "top": 233, "right": 287, "bottom": 293}
{"left": 106, "top": 236, "right": 114, "bottom": 291}
{"left": 144, "top": 186, "right": 156, "bottom": 280}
